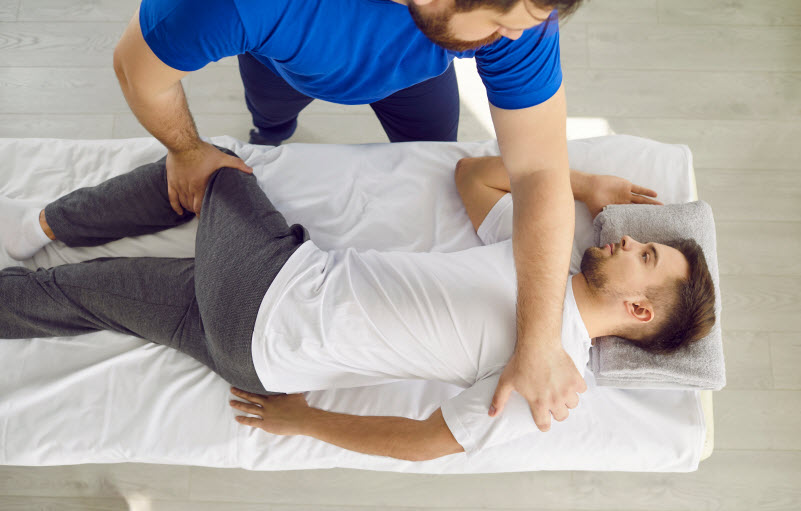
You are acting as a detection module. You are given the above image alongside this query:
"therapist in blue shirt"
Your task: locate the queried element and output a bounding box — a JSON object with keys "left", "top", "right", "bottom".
{"left": 112, "top": 0, "right": 587, "bottom": 433}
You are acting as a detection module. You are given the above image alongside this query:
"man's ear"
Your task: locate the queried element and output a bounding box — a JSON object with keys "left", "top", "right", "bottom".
{"left": 625, "top": 299, "right": 654, "bottom": 324}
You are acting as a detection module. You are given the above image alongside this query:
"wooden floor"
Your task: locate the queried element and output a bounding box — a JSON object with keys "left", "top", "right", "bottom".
{"left": 1, "top": 0, "right": 800, "bottom": 509}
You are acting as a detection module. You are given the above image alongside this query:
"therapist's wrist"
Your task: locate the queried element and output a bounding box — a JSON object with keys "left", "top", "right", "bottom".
{"left": 516, "top": 332, "right": 562, "bottom": 356}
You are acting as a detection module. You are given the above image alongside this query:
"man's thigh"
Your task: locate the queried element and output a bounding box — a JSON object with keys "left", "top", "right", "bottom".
{"left": 192, "top": 168, "right": 308, "bottom": 353}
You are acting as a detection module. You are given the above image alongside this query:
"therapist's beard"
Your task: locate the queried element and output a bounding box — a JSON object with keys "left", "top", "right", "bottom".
{"left": 407, "top": 4, "right": 501, "bottom": 52}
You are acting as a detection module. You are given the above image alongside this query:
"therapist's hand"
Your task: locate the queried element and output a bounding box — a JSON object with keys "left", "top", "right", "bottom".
{"left": 490, "top": 342, "right": 587, "bottom": 432}
{"left": 229, "top": 387, "right": 310, "bottom": 436}
{"left": 584, "top": 174, "right": 662, "bottom": 220}
{"left": 166, "top": 141, "right": 253, "bottom": 216}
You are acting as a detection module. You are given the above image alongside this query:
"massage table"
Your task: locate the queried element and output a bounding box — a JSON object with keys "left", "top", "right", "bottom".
{"left": 0, "top": 135, "right": 713, "bottom": 472}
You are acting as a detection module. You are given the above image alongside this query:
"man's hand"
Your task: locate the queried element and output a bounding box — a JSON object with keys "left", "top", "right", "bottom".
{"left": 229, "top": 387, "right": 310, "bottom": 436}
{"left": 490, "top": 344, "right": 587, "bottom": 432}
{"left": 166, "top": 141, "right": 253, "bottom": 215}
{"left": 583, "top": 174, "right": 662, "bottom": 220}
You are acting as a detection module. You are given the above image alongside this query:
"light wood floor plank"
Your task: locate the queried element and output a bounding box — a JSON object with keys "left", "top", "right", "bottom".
{"left": 188, "top": 466, "right": 577, "bottom": 509}
{"left": 0, "top": 67, "right": 128, "bottom": 114}
{"left": 556, "top": 21, "right": 588, "bottom": 68}
{"left": 588, "top": 24, "right": 801, "bottom": 71}
{"left": 0, "top": 463, "right": 190, "bottom": 499}
{"left": 720, "top": 275, "right": 801, "bottom": 332}
{"left": 17, "top": 0, "right": 133, "bottom": 22}
{"left": 570, "top": 450, "right": 801, "bottom": 511}
{"left": 604, "top": 119, "right": 801, "bottom": 170}
{"left": 0, "top": 114, "right": 113, "bottom": 138}
{"left": 695, "top": 169, "right": 801, "bottom": 222}
{"left": 714, "top": 390, "right": 801, "bottom": 450}
{"left": 771, "top": 333, "right": 801, "bottom": 390}
{"left": 0, "top": 495, "right": 129, "bottom": 511}
{"left": 5, "top": 494, "right": 665, "bottom": 511}
{"left": 721, "top": 330, "right": 774, "bottom": 390}
{"left": 0, "top": 22, "right": 121, "bottom": 67}
{"left": 658, "top": 0, "right": 801, "bottom": 26}
{"left": 715, "top": 221, "right": 801, "bottom": 276}
{"left": 564, "top": 69, "right": 801, "bottom": 120}
{"left": 0, "top": 0, "right": 19, "bottom": 21}
{"left": 569, "top": 0, "right": 658, "bottom": 24}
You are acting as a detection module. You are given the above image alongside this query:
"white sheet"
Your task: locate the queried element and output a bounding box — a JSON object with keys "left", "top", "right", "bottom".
{"left": 0, "top": 135, "right": 705, "bottom": 473}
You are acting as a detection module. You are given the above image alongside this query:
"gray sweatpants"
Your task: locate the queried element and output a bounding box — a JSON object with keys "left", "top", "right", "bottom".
{"left": 0, "top": 146, "right": 309, "bottom": 394}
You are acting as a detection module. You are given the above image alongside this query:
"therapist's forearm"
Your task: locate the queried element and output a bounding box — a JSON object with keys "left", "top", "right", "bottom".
{"left": 510, "top": 169, "right": 574, "bottom": 351}
{"left": 115, "top": 72, "right": 202, "bottom": 154}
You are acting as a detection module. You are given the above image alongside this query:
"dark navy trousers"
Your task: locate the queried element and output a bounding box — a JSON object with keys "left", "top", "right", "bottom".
{"left": 237, "top": 52, "right": 461, "bottom": 145}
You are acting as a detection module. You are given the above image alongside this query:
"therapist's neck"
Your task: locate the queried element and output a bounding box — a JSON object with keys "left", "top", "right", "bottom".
{"left": 571, "top": 273, "right": 624, "bottom": 341}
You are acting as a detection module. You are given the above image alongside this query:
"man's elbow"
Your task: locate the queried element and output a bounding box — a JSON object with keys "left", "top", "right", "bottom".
{"left": 408, "top": 416, "right": 466, "bottom": 461}
{"left": 405, "top": 447, "right": 460, "bottom": 462}
{"left": 454, "top": 158, "right": 470, "bottom": 187}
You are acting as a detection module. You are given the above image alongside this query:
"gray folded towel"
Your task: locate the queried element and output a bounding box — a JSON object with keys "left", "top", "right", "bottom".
{"left": 589, "top": 200, "right": 726, "bottom": 390}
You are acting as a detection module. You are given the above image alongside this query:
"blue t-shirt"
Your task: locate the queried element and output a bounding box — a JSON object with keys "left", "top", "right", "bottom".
{"left": 139, "top": 0, "right": 562, "bottom": 109}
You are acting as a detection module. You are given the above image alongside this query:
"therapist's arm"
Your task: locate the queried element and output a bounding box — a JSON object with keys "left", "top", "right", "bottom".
{"left": 113, "top": 8, "right": 252, "bottom": 215}
{"left": 229, "top": 388, "right": 464, "bottom": 461}
{"left": 487, "top": 85, "right": 587, "bottom": 432}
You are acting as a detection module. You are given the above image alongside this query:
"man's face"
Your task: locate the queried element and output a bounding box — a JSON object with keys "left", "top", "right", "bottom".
{"left": 580, "top": 235, "right": 690, "bottom": 308}
{"left": 408, "top": 0, "right": 553, "bottom": 52}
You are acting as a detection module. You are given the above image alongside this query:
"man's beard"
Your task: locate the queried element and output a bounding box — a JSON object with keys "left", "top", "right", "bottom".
{"left": 580, "top": 246, "right": 609, "bottom": 296}
{"left": 408, "top": 3, "right": 502, "bottom": 52}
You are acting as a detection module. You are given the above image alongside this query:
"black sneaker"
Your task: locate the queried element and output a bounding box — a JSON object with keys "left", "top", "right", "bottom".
{"left": 248, "top": 129, "right": 281, "bottom": 146}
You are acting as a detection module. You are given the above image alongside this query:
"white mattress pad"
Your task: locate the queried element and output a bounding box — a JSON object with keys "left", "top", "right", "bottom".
{"left": 0, "top": 135, "right": 705, "bottom": 472}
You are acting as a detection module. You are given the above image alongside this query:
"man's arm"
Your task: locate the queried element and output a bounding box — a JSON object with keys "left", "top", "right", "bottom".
{"left": 229, "top": 389, "right": 464, "bottom": 462}
{"left": 302, "top": 407, "right": 464, "bottom": 462}
{"left": 455, "top": 156, "right": 593, "bottom": 232}
{"left": 455, "top": 156, "right": 663, "bottom": 231}
{"left": 487, "top": 85, "right": 587, "bottom": 431}
{"left": 113, "top": 8, "right": 251, "bottom": 215}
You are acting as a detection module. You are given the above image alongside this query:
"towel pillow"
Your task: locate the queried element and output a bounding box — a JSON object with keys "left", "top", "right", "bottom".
{"left": 589, "top": 200, "right": 725, "bottom": 390}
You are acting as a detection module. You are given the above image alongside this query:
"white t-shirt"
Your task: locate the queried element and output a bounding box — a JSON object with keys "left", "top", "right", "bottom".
{"left": 251, "top": 193, "right": 592, "bottom": 453}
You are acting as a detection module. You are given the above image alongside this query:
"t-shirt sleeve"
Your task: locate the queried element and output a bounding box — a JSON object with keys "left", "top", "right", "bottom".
{"left": 441, "top": 294, "right": 591, "bottom": 455}
{"left": 474, "top": 10, "right": 562, "bottom": 110}
{"left": 440, "top": 374, "right": 538, "bottom": 455}
{"left": 476, "top": 192, "right": 513, "bottom": 245}
{"left": 138, "top": 0, "right": 254, "bottom": 72}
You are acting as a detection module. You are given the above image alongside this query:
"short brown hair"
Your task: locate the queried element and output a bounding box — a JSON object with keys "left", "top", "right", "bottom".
{"left": 454, "top": 0, "right": 585, "bottom": 19}
{"left": 625, "top": 238, "right": 717, "bottom": 354}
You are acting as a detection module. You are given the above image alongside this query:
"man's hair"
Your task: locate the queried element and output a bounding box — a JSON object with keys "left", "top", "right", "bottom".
{"left": 454, "top": 0, "right": 585, "bottom": 19}
{"left": 621, "top": 238, "right": 717, "bottom": 355}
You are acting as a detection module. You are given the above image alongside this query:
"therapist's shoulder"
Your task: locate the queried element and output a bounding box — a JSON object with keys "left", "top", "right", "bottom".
{"left": 472, "top": 10, "right": 563, "bottom": 111}
{"left": 140, "top": 0, "right": 291, "bottom": 37}
{"left": 474, "top": 9, "right": 560, "bottom": 58}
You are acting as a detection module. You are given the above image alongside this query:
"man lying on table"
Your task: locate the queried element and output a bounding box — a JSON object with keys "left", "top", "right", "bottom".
{"left": 225, "top": 156, "right": 716, "bottom": 460}
{"left": 0, "top": 152, "right": 715, "bottom": 461}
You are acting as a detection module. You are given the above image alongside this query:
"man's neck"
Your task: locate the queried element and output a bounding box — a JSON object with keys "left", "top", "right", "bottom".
{"left": 571, "top": 273, "right": 615, "bottom": 340}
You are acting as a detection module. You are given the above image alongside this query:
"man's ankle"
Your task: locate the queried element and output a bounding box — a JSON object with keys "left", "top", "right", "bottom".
{"left": 39, "top": 210, "right": 56, "bottom": 241}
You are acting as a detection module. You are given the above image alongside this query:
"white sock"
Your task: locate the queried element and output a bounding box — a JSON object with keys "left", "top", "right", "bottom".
{"left": 0, "top": 197, "right": 53, "bottom": 260}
